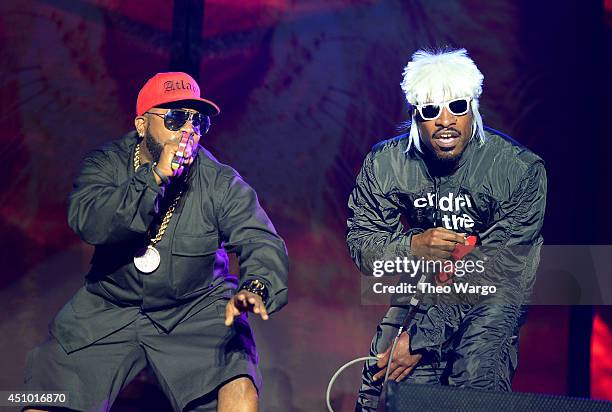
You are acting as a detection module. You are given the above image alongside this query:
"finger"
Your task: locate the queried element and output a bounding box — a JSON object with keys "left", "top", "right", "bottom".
{"left": 170, "top": 134, "right": 190, "bottom": 166}
{"left": 224, "top": 302, "right": 235, "bottom": 326}
{"left": 191, "top": 133, "right": 200, "bottom": 146}
{"left": 430, "top": 241, "right": 456, "bottom": 252}
{"left": 186, "top": 134, "right": 195, "bottom": 151}
{"left": 376, "top": 348, "right": 391, "bottom": 368}
{"left": 372, "top": 367, "right": 387, "bottom": 382}
{"left": 377, "top": 360, "right": 399, "bottom": 382}
{"left": 236, "top": 293, "right": 249, "bottom": 308}
{"left": 172, "top": 165, "right": 184, "bottom": 177}
{"left": 434, "top": 228, "right": 466, "bottom": 244}
{"left": 178, "top": 132, "right": 190, "bottom": 147}
{"left": 177, "top": 151, "right": 187, "bottom": 165}
{"left": 243, "top": 295, "right": 261, "bottom": 314}
{"left": 230, "top": 298, "right": 245, "bottom": 313}
{"left": 258, "top": 302, "right": 269, "bottom": 320}
{"left": 173, "top": 156, "right": 185, "bottom": 170}
{"left": 433, "top": 227, "right": 464, "bottom": 240}
{"left": 177, "top": 138, "right": 187, "bottom": 158}
{"left": 395, "top": 366, "right": 414, "bottom": 382}
{"left": 388, "top": 365, "right": 407, "bottom": 382}
{"left": 226, "top": 301, "right": 242, "bottom": 326}
{"left": 429, "top": 248, "right": 453, "bottom": 259}
{"left": 182, "top": 147, "right": 195, "bottom": 167}
{"left": 187, "top": 136, "right": 199, "bottom": 162}
{"left": 177, "top": 146, "right": 193, "bottom": 167}
{"left": 457, "top": 233, "right": 468, "bottom": 245}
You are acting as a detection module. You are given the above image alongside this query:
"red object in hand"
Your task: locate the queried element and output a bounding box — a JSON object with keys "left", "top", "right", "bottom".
{"left": 451, "top": 235, "right": 478, "bottom": 260}
{"left": 435, "top": 235, "right": 478, "bottom": 286}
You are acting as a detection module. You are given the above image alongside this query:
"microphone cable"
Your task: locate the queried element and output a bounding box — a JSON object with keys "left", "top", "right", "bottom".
{"left": 326, "top": 234, "right": 483, "bottom": 410}
{"left": 325, "top": 275, "right": 426, "bottom": 412}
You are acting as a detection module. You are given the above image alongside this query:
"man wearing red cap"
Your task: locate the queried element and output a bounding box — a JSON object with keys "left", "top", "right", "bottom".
{"left": 23, "top": 72, "right": 288, "bottom": 412}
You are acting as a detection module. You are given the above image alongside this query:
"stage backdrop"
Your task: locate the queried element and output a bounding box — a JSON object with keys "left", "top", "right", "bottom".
{"left": 0, "top": 1, "right": 610, "bottom": 410}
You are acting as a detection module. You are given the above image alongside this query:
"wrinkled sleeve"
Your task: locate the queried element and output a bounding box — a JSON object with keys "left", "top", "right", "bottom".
{"left": 477, "top": 161, "right": 547, "bottom": 302}
{"left": 409, "top": 161, "right": 547, "bottom": 356}
{"left": 218, "top": 173, "right": 289, "bottom": 314}
{"left": 68, "top": 150, "right": 163, "bottom": 245}
{"left": 408, "top": 305, "right": 465, "bottom": 357}
{"left": 347, "top": 151, "right": 422, "bottom": 276}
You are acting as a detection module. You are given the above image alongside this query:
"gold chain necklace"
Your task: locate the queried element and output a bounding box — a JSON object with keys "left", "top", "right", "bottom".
{"left": 132, "top": 143, "right": 182, "bottom": 273}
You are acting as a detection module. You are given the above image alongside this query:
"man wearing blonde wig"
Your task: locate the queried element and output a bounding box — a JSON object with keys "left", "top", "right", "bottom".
{"left": 347, "top": 48, "right": 546, "bottom": 411}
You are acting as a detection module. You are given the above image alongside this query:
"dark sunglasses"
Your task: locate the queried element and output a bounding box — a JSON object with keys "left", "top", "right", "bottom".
{"left": 145, "top": 109, "right": 211, "bottom": 133}
{"left": 415, "top": 97, "right": 471, "bottom": 121}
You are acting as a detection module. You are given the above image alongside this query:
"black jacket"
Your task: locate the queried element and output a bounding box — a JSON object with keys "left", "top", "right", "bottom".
{"left": 52, "top": 131, "right": 288, "bottom": 353}
{"left": 347, "top": 127, "right": 546, "bottom": 354}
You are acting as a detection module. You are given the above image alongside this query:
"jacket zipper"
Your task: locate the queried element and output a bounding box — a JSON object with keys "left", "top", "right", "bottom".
{"left": 433, "top": 176, "right": 440, "bottom": 227}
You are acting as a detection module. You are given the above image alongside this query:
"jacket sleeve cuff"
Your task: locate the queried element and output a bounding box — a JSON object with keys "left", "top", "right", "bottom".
{"left": 407, "top": 305, "right": 462, "bottom": 359}
{"left": 238, "top": 275, "right": 287, "bottom": 314}
{"left": 401, "top": 227, "right": 424, "bottom": 258}
{"left": 379, "top": 228, "right": 425, "bottom": 262}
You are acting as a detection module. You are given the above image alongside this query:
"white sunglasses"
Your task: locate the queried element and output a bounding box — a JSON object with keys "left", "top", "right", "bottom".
{"left": 414, "top": 97, "right": 472, "bottom": 121}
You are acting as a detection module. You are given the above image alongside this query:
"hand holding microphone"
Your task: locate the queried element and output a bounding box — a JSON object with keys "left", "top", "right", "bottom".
{"left": 154, "top": 132, "right": 199, "bottom": 184}
{"left": 410, "top": 227, "right": 468, "bottom": 260}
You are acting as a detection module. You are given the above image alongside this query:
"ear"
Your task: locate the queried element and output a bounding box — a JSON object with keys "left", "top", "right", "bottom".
{"left": 134, "top": 116, "right": 146, "bottom": 138}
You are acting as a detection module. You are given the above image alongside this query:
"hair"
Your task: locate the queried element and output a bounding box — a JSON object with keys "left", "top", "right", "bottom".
{"left": 400, "top": 48, "right": 485, "bottom": 152}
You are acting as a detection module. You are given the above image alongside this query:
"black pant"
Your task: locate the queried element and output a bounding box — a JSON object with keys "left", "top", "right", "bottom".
{"left": 356, "top": 304, "right": 524, "bottom": 411}
{"left": 24, "top": 299, "right": 260, "bottom": 412}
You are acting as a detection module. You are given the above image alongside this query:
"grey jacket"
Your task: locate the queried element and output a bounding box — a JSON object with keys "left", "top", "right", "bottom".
{"left": 347, "top": 127, "right": 547, "bottom": 355}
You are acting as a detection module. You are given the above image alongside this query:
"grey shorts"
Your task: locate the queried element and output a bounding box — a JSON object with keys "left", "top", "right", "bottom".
{"left": 23, "top": 299, "right": 261, "bottom": 412}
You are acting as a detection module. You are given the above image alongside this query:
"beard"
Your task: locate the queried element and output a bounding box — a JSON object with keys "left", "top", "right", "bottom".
{"left": 145, "top": 132, "right": 164, "bottom": 164}
{"left": 433, "top": 149, "right": 462, "bottom": 163}
{"left": 423, "top": 142, "right": 465, "bottom": 176}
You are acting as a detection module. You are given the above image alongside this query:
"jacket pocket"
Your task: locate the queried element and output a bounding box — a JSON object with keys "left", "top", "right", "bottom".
{"left": 170, "top": 232, "right": 220, "bottom": 298}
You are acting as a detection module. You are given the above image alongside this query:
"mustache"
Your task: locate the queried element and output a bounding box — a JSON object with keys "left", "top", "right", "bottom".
{"left": 433, "top": 127, "right": 461, "bottom": 138}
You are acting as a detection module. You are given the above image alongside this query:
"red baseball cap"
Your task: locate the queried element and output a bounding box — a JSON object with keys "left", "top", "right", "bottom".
{"left": 136, "top": 72, "right": 220, "bottom": 117}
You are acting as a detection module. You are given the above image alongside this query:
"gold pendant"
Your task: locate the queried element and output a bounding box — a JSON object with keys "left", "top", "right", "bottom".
{"left": 133, "top": 245, "right": 161, "bottom": 273}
